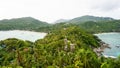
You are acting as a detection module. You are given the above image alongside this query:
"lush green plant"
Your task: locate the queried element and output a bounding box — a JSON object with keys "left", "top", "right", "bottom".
{"left": 0, "top": 26, "right": 120, "bottom": 68}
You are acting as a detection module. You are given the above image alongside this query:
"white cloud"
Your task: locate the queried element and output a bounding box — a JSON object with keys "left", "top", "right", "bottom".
{"left": 88, "top": 0, "right": 120, "bottom": 11}
{"left": 0, "top": 0, "right": 120, "bottom": 23}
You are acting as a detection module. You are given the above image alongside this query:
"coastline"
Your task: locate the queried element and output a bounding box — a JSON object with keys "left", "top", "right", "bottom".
{"left": 94, "top": 32, "right": 120, "bottom": 58}
{"left": 103, "top": 54, "right": 117, "bottom": 58}
{"left": 0, "top": 30, "right": 47, "bottom": 42}
{"left": 93, "top": 41, "right": 116, "bottom": 58}
{"left": 94, "top": 32, "right": 120, "bottom": 35}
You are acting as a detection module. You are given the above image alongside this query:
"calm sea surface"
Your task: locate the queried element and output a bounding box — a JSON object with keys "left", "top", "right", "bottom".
{"left": 95, "top": 32, "right": 120, "bottom": 57}
{"left": 0, "top": 30, "right": 47, "bottom": 42}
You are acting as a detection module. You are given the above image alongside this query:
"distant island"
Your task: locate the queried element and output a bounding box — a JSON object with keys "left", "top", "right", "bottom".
{"left": 0, "top": 15, "right": 119, "bottom": 33}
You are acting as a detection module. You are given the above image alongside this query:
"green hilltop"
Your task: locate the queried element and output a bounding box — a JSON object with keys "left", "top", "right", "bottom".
{"left": 0, "top": 17, "right": 50, "bottom": 31}
{"left": 0, "top": 27, "right": 101, "bottom": 67}
{"left": 68, "top": 15, "right": 114, "bottom": 24}
{"left": 0, "top": 26, "right": 120, "bottom": 68}
{"left": 50, "top": 15, "right": 120, "bottom": 33}
{"left": 0, "top": 16, "right": 120, "bottom": 67}
{"left": 0, "top": 15, "right": 120, "bottom": 33}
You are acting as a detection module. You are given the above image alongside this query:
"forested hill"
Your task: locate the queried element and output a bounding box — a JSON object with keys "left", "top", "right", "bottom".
{"left": 0, "top": 26, "right": 100, "bottom": 67}
{"left": 36, "top": 20, "right": 120, "bottom": 33}
{"left": 0, "top": 17, "right": 50, "bottom": 31}
{"left": 78, "top": 20, "right": 120, "bottom": 33}
{"left": 0, "top": 26, "right": 120, "bottom": 67}
{"left": 45, "top": 16, "right": 120, "bottom": 33}
{"left": 0, "top": 16, "right": 120, "bottom": 33}
{"left": 53, "top": 19, "right": 69, "bottom": 23}
{"left": 68, "top": 15, "right": 114, "bottom": 24}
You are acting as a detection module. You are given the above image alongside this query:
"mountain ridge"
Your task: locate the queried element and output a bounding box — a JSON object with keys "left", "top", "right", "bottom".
{"left": 53, "top": 19, "right": 69, "bottom": 23}
{"left": 68, "top": 15, "right": 114, "bottom": 23}
{"left": 0, "top": 17, "right": 50, "bottom": 31}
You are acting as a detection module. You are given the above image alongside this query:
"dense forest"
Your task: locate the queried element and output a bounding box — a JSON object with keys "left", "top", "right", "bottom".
{"left": 0, "top": 17, "right": 50, "bottom": 31}
{"left": 0, "top": 15, "right": 120, "bottom": 33}
{"left": 29, "top": 15, "right": 120, "bottom": 33}
{"left": 36, "top": 20, "right": 120, "bottom": 33}
{"left": 77, "top": 20, "right": 120, "bottom": 33}
{"left": 0, "top": 16, "right": 120, "bottom": 67}
{"left": 0, "top": 26, "right": 120, "bottom": 68}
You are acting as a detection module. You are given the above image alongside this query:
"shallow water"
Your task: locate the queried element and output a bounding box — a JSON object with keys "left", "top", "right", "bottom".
{"left": 0, "top": 30, "right": 47, "bottom": 42}
{"left": 95, "top": 32, "right": 120, "bottom": 57}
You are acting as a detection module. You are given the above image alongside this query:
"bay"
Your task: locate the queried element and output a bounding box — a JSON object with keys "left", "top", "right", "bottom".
{"left": 0, "top": 30, "right": 47, "bottom": 42}
{"left": 95, "top": 32, "right": 120, "bottom": 58}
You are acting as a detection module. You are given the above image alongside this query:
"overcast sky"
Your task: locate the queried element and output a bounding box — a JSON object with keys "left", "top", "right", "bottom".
{"left": 0, "top": 0, "right": 120, "bottom": 23}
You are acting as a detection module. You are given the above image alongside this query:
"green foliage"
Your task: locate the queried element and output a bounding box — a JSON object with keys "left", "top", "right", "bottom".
{"left": 35, "top": 19, "right": 120, "bottom": 34}
{"left": 78, "top": 20, "right": 120, "bottom": 33}
{"left": 0, "top": 16, "right": 119, "bottom": 34}
{"left": 41, "top": 16, "right": 120, "bottom": 34}
{"left": 0, "top": 17, "right": 50, "bottom": 31}
{"left": 68, "top": 15, "right": 114, "bottom": 24}
{"left": 0, "top": 26, "right": 120, "bottom": 68}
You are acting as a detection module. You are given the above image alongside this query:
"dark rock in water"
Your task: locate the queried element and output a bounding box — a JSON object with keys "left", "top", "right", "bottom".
{"left": 115, "top": 45, "right": 120, "bottom": 48}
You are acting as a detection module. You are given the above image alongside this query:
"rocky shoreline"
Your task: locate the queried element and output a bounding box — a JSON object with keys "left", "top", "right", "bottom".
{"left": 93, "top": 41, "right": 111, "bottom": 57}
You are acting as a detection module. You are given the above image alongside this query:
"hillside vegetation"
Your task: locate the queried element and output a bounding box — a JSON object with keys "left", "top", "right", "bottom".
{"left": 0, "top": 16, "right": 120, "bottom": 67}
{"left": 0, "top": 16, "right": 120, "bottom": 33}
{"left": 0, "top": 17, "right": 50, "bottom": 31}
{"left": 42, "top": 15, "right": 120, "bottom": 33}
{"left": 0, "top": 26, "right": 120, "bottom": 68}
{"left": 68, "top": 15, "right": 114, "bottom": 24}
{"left": 76, "top": 20, "right": 120, "bottom": 33}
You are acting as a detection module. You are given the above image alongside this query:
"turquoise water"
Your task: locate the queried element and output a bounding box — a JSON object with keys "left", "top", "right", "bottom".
{"left": 0, "top": 30, "right": 47, "bottom": 42}
{"left": 95, "top": 32, "right": 120, "bottom": 57}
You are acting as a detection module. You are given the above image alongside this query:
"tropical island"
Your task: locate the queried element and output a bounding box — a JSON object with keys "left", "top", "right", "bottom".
{"left": 0, "top": 15, "right": 120, "bottom": 68}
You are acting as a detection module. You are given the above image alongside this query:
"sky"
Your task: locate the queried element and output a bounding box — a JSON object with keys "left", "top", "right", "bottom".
{"left": 0, "top": 0, "right": 120, "bottom": 23}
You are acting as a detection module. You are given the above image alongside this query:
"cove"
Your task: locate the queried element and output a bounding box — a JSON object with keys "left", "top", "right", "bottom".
{"left": 95, "top": 32, "right": 120, "bottom": 58}
{"left": 0, "top": 30, "right": 47, "bottom": 42}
